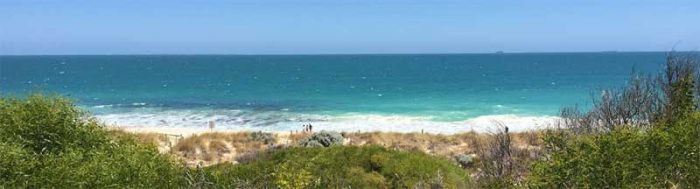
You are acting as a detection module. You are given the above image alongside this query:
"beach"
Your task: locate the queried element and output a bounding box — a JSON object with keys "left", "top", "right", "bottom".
{"left": 107, "top": 114, "right": 559, "bottom": 137}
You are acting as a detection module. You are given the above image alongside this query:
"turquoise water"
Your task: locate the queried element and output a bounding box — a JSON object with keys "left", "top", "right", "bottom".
{"left": 0, "top": 53, "right": 664, "bottom": 132}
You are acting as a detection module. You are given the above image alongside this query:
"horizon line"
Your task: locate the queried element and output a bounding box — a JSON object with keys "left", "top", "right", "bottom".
{"left": 0, "top": 50, "right": 692, "bottom": 56}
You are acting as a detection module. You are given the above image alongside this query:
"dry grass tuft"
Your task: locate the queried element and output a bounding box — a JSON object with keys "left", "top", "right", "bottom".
{"left": 344, "top": 131, "right": 477, "bottom": 157}
{"left": 108, "top": 129, "right": 176, "bottom": 153}
{"left": 171, "top": 132, "right": 280, "bottom": 166}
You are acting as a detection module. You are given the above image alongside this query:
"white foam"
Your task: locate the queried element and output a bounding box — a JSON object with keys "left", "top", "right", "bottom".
{"left": 95, "top": 109, "right": 559, "bottom": 134}
{"left": 90, "top": 102, "right": 147, "bottom": 109}
{"left": 131, "top": 102, "right": 147, "bottom": 106}
{"left": 92, "top": 104, "right": 113, "bottom": 108}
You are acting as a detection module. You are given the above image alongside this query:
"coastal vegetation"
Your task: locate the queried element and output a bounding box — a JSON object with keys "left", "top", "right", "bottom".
{"left": 1, "top": 52, "right": 699, "bottom": 188}
{"left": 0, "top": 95, "right": 473, "bottom": 188}
{"left": 0, "top": 95, "right": 184, "bottom": 188}
{"left": 203, "top": 145, "right": 470, "bottom": 188}
{"left": 527, "top": 53, "right": 700, "bottom": 188}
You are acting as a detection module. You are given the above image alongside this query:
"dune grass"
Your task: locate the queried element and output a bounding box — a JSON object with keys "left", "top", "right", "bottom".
{"left": 170, "top": 132, "right": 274, "bottom": 166}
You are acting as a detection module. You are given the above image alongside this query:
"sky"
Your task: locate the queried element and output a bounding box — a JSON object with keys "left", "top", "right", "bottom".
{"left": 1, "top": 0, "right": 699, "bottom": 55}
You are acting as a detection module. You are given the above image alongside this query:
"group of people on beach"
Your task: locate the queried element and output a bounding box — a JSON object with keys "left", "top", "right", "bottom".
{"left": 302, "top": 123, "right": 313, "bottom": 133}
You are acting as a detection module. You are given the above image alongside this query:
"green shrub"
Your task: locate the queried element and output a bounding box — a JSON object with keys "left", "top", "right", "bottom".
{"left": 298, "top": 130, "right": 344, "bottom": 147}
{"left": 528, "top": 114, "right": 700, "bottom": 188}
{"left": 454, "top": 153, "right": 474, "bottom": 168}
{"left": 205, "top": 145, "right": 471, "bottom": 188}
{"left": 32, "top": 136, "right": 185, "bottom": 188}
{"left": 248, "top": 131, "right": 275, "bottom": 144}
{"left": 0, "top": 142, "right": 36, "bottom": 187}
{"left": 0, "top": 94, "right": 108, "bottom": 154}
{"left": 0, "top": 94, "right": 186, "bottom": 188}
{"left": 529, "top": 129, "right": 659, "bottom": 188}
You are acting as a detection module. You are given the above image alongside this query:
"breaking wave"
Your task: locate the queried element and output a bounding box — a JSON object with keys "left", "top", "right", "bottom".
{"left": 95, "top": 109, "right": 559, "bottom": 134}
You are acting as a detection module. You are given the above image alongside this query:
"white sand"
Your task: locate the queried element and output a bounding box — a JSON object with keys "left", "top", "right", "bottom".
{"left": 114, "top": 126, "right": 214, "bottom": 136}
{"left": 112, "top": 126, "right": 304, "bottom": 137}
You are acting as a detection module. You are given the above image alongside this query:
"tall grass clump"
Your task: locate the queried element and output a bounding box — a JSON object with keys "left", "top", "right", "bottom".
{"left": 0, "top": 94, "right": 185, "bottom": 188}
{"left": 469, "top": 125, "right": 543, "bottom": 188}
{"left": 529, "top": 52, "right": 700, "bottom": 188}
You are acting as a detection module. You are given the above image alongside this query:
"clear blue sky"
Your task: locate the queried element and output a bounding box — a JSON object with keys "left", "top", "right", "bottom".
{"left": 1, "top": 0, "right": 699, "bottom": 55}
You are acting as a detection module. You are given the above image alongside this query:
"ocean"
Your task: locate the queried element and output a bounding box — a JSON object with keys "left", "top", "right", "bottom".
{"left": 0, "top": 53, "right": 665, "bottom": 133}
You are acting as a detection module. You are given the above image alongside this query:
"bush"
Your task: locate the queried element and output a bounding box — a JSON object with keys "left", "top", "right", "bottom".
{"left": 34, "top": 133, "right": 186, "bottom": 188}
{"left": 0, "top": 142, "right": 36, "bottom": 187}
{"left": 454, "top": 153, "right": 474, "bottom": 168}
{"left": 529, "top": 113, "right": 700, "bottom": 188}
{"left": 470, "top": 126, "right": 525, "bottom": 188}
{"left": 204, "top": 145, "right": 471, "bottom": 188}
{"left": 298, "top": 130, "right": 344, "bottom": 147}
{"left": 0, "top": 94, "right": 186, "bottom": 188}
{"left": 248, "top": 131, "right": 275, "bottom": 144}
{"left": 0, "top": 94, "right": 108, "bottom": 154}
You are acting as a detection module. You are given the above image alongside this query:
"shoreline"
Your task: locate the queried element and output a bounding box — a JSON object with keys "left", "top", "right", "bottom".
{"left": 103, "top": 114, "right": 560, "bottom": 136}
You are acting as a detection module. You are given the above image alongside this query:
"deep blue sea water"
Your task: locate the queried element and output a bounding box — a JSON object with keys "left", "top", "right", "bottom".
{"left": 0, "top": 53, "right": 665, "bottom": 133}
